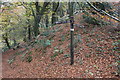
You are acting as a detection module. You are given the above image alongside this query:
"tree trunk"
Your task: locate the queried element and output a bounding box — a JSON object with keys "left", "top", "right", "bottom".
{"left": 13, "top": 38, "right": 17, "bottom": 46}
{"left": 60, "top": 8, "right": 64, "bottom": 17}
{"left": 3, "top": 33, "right": 11, "bottom": 49}
{"left": 33, "top": 2, "right": 50, "bottom": 36}
{"left": 52, "top": 2, "right": 59, "bottom": 25}
{"left": 117, "top": 3, "right": 120, "bottom": 29}
{"left": 34, "top": 1, "right": 40, "bottom": 37}
{"left": 68, "top": 2, "right": 74, "bottom": 65}
{"left": 28, "top": 25, "right": 31, "bottom": 40}
{"left": 45, "top": 14, "right": 49, "bottom": 27}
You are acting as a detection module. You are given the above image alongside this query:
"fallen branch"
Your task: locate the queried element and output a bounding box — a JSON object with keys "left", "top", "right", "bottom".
{"left": 86, "top": 0, "right": 120, "bottom": 22}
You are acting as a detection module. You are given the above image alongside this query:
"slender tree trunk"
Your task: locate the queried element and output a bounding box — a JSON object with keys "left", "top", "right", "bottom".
{"left": 52, "top": 2, "right": 59, "bottom": 25}
{"left": 23, "top": 27, "right": 27, "bottom": 42}
{"left": 45, "top": 14, "right": 49, "bottom": 27}
{"left": 60, "top": 8, "right": 64, "bottom": 17}
{"left": 117, "top": 3, "right": 120, "bottom": 76}
{"left": 3, "top": 33, "right": 11, "bottom": 49}
{"left": 5, "top": 38, "right": 10, "bottom": 49}
{"left": 34, "top": 1, "right": 40, "bottom": 36}
{"left": 28, "top": 25, "right": 31, "bottom": 40}
{"left": 58, "top": 3, "right": 64, "bottom": 17}
{"left": 52, "top": 2, "right": 57, "bottom": 24}
{"left": 117, "top": 4, "right": 120, "bottom": 29}
{"left": 13, "top": 38, "right": 17, "bottom": 46}
{"left": 68, "top": 2, "right": 74, "bottom": 65}
{"left": 29, "top": 3, "right": 39, "bottom": 37}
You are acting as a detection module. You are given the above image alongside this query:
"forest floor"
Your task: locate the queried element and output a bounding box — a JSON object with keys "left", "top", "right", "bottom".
{"left": 2, "top": 14, "right": 120, "bottom": 78}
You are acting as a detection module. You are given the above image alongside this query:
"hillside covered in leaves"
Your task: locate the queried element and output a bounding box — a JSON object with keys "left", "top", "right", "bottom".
{"left": 1, "top": 1, "right": 120, "bottom": 79}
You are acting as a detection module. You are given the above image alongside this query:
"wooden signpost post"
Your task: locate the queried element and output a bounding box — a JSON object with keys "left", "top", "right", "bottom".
{"left": 68, "top": 1, "right": 74, "bottom": 65}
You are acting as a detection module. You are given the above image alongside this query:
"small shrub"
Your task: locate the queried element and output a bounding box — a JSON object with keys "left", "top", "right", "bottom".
{"left": 2, "top": 46, "right": 9, "bottom": 52}
{"left": 61, "top": 35, "right": 65, "bottom": 41}
{"left": 85, "top": 53, "right": 91, "bottom": 58}
{"left": 26, "top": 56, "right": 32, "bottom": 63}
{"left": 41, "top": 31, "right": 50, "bottom": 36}
{"left": 59, "top": 49, "right": 63, "bottom": 54}
{"left": 45, "top": 40, "right": 51, "bottom": 46}
{"left": 15, "top": 52, "right": 20, "bottom": 55}
{"left": 77, "top": 34, "right": 82, "bottom": 42}
{"left": 64, "top": 54, "right": 70, "bottom": 58}
{"left": 51, "top": 53, "right": 58, "bottom": 59}
{"left": 77, "top": 58, "right": 83, "bottom": 65}
{"left": 28, "top": 51, "right": 32, "bottom": 55}
{"left": 51, "top": 48, "right": 64, "bottom": 60}
{"left": 21, "top": 53, "right": 26, "bottom": 61}
{"left": 8, "top": 58, "right": 14, "bottom": 64}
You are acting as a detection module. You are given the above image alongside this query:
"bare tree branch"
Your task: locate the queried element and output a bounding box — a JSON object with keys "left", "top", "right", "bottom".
{"left": 86, "top": 0, "right": 120, "bottom": 22}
